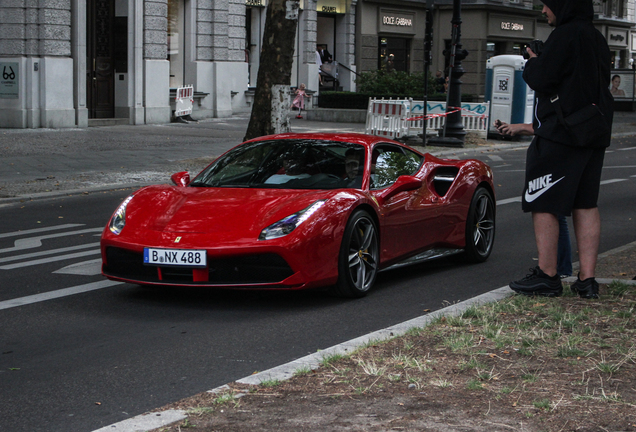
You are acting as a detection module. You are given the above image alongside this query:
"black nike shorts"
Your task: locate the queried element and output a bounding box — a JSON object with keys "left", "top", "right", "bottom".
{"left": 522, "top": 136, "right": 605, "bottom": 216}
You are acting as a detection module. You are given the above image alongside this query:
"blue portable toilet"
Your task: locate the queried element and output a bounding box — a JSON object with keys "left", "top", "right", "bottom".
{"left": 485, "top": 55, "right": 534, "bottom": 134}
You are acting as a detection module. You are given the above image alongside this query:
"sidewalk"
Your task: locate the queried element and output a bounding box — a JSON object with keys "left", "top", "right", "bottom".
{"left": 1, "top": 111, "right": 634, "bottom": 202}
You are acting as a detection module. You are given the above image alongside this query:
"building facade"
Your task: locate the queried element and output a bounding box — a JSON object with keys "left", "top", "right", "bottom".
{"left": 0, "top": 0, "right": 634, "bottom": 129}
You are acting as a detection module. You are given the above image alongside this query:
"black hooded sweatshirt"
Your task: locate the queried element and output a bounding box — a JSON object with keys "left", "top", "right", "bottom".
{"left": 522, "top": 0, "right": 613, "bottom": 147}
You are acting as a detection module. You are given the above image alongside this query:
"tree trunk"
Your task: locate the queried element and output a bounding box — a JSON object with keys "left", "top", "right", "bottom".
{"left": 243, "top": 0, "right": 299, "bottom": 141}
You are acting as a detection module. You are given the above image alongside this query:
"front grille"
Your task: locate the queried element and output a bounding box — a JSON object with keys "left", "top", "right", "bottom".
{"left": 104, "top": 247, "right": 294, "bottom": 285}
{"left": 208, "top": 254, "right": 294, "bottom": 284}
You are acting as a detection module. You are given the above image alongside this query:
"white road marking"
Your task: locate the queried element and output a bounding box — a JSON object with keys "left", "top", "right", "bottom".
{"left": 0, "top": 223, "right": 84, "bottom": 239}
{"left": 0, "top": 228, "right": 103, "bottom": 254}
{"left": 0, "top": 249, "right": 101, "bottom": 269}
{"left": 599, "top": 178, "right": 627, "bottom": 185}
{"left": 0, "top": 242, "right": 100, "bottom": 264}
{"left": 617, "top": 146, "right": 636, "bottom": 151}
{"left": 496, "top": 197, "right": 521, "bottom": 205}
{"left": 0, "top": 280, "right": 123, "bottom": 311}
{"left": 54, "top": 259, "right": 103, "bottom": 276}
{"left": 488, "top": 155, "right": 503, "bottom": 161}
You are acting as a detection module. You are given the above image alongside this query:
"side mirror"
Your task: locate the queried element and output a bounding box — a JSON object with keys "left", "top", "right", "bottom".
{"left": 376, "top": 175, "right": 422, "bottom": 202}
{"left": 171, "top": 171, "right": 191, "bottom": 187}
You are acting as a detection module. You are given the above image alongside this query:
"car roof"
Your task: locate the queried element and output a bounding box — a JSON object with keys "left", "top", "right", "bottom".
{"left": 244, "top": 132, "right": 416, "bottom": 153}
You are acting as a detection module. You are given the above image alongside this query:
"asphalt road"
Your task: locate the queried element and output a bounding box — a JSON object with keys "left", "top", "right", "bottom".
{"left": 0, "top": 134, "right": 635, "bottom": 432}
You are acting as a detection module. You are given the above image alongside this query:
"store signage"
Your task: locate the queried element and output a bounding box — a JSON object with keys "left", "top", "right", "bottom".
{"left": 488, "top": 14, "right": 533, "bottom": 38}
{"left": 501, "top": 21, "right": 524, "bottom": 31}
{"left": 607, "top": 28, "right": 629, "bottom": 47}
{"left": 246, "top": 0, "right": 267, "bottom": 6}
{"left": 382, "top": 15, "right": 413, "bottom": 27}
{"left": 0, "top": 62, "right": 19, "bottom": 99}
{"left": 317, "top": 0, "right": 343, "bottom": 14}
{"left": 379, "top": 9, "right": 416, "bottom": 35}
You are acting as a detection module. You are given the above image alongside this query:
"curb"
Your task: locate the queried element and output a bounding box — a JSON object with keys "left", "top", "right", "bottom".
{"left": 234, "top": 285, "right": 514, "bottom": 386}
{"left": 0, "top": 182, "right": 149, "bottom": 206}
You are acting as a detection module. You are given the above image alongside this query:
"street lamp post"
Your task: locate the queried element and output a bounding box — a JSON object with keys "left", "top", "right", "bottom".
{"left": 420, "top": 0, "right": 434, "bottom": 145}
{"left": 429, "top": 0, "right": 468, "bottom": 147}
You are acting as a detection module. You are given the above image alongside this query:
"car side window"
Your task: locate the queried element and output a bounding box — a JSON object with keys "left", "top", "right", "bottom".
{"left": 371, "top": 145, "right": 422, "bottom": 190}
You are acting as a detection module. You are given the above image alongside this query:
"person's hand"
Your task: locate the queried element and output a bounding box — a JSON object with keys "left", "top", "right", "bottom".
{"left": 496, "top": 120, "right": 533, "bottom": 136}
{"left": 525, "top": 47, "right": 537, "bottom": 59}
{"left": 497, "top": 121, "right": 519, "bottom": 136}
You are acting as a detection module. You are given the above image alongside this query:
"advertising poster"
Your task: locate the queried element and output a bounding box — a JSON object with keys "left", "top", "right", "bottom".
{"left": 609, "top": 70, "right": 634, "bottom": 99}
{"left": 0, "top": 62, "right": 19, "bottom": 99}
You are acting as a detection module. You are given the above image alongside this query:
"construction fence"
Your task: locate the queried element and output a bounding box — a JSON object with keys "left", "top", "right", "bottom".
{"left": 365, "top": 98, "right": 489, "bottom": 140}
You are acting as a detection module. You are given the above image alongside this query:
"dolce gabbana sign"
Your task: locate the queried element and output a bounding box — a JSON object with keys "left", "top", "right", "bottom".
{"left": 379, "top": 9, "right": 416, "bottom": 35}
{"left": 488, "top": 14, "right": 534, "bottom": 38}
{"left": 501, "top": 21, "right": 524, "bottom": 31}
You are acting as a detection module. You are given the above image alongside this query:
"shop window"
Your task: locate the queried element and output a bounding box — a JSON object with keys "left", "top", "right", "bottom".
{"left": 247, "top": 6, "right": 265, "bottom": 87}
{"left": 168, "top": 0, "right": 184, "bottom": 88}
{"left": 379, "top": 37, "right": 410, "bottom": 73}
{"left": 486, "top": 41, "right": 505, "bottom": 60}
{"left": 602, "top": 0, "right": 625, "bottom": 17}
{"left": 611, "top": 50, "right": 628, "bottom": 69}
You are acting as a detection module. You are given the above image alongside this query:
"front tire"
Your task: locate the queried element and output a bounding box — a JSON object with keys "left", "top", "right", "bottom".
{"left": 463, "top": 187, "right": 495, "bottom": 263}
{"left": 331, "top": 210, "right": 379, "bottom": 298}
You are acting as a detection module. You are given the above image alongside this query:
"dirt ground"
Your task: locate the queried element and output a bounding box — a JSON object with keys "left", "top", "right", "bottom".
{"left": 149, "top": 246, "right": 636, "bottom": 432}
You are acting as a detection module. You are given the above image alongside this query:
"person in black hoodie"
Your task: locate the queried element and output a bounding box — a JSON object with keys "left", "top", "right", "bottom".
{"left": 509, "top": 0, "right": 613, "bottom": 299}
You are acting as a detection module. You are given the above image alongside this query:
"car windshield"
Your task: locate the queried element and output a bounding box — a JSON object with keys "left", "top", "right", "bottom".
{"left": 189, "top": 139, "right": 366, "bottom": 189}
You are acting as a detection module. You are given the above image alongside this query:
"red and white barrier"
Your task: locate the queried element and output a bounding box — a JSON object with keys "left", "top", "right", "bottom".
{"left": 175, "top": 85, "right": 194, "bottom": 117}
{"left": 365, "top": 98, "right": 410, "bottom": 139}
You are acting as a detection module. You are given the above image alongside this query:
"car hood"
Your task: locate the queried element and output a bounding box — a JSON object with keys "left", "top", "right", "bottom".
{"left": 126, "top": 185, "right": 341, "bottom": 236}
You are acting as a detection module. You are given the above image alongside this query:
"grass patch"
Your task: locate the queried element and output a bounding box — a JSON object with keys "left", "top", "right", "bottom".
{"left": 320, "top": 353, "right": 347, "bottom": 368}
{"left": 260, "top": 379, "right": 281, "bottom": 388}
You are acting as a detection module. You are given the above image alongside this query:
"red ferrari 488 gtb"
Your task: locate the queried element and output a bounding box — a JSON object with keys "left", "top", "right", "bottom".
{"left": 101, "top": 133, "right": 495, "bottom": 297}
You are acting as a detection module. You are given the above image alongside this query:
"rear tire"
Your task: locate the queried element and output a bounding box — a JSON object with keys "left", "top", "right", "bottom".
{"left": 463, "top": 187, "right": 495, "bottom": 263}
{"left": 330, "top": 210, "right": 379, "bottom": 298}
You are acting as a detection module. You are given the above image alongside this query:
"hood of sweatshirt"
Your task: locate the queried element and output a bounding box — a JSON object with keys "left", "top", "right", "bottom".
{"left": 541, "top": 0, "right": 594, "bottom": 26}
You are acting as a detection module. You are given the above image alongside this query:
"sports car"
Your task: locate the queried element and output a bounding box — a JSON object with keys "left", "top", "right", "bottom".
{"left": 100, "top": 133, "right": 495, "bottom": 297}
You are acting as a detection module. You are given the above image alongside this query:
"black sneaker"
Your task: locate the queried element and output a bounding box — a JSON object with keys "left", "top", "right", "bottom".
{"left": 570, "top": 276, "right": 600, "bottom": 299}
{"left": 509, "top": 267, "right": 563, "bottom": 297}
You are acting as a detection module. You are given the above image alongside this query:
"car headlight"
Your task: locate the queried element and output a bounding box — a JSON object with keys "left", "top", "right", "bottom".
{"left": 109, "top": 195, "right": 134, "bottom": 235}
{"left": 259, "top": 200, "right": 326, "bottom": 241}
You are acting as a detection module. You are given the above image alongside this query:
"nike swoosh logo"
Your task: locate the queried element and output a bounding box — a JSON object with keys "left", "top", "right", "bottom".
{"left": 524, "top": 176, "right": 565, "bottom": 203}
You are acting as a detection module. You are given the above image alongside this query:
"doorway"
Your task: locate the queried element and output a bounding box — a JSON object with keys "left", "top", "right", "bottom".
{"left": 379, "top": 37, "right": 410, "bottom": 72}
{"left": 86, "top": 0, "right": 115, "bottom": 118}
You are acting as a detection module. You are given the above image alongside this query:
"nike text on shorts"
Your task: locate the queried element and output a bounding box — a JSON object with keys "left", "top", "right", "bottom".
{"left": 522, "top": 137, "right": 605, "bottom": 215}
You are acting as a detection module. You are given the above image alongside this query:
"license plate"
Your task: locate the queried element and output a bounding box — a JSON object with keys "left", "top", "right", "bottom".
{"left": 143, "top": 248, "right": 207, "bottom": 268}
